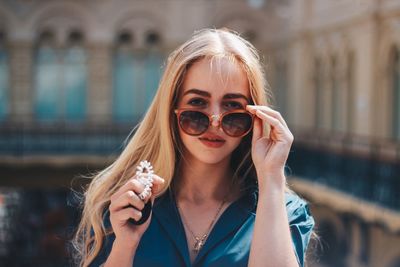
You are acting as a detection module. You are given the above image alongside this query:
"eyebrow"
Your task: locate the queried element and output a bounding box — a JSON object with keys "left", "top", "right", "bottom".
{"left": 182, "top": 88, "right": 250, "bottom": 102}
{"left": 183, "top": 89, "right": 210, "bottom": 98}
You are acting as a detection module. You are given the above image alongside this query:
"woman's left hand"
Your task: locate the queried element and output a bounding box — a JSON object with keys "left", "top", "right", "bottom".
{"left": 245, "top": 105, "right": 294, "bottom": 191}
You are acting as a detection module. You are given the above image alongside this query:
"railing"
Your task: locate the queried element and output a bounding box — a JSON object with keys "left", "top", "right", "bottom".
{"left": 0, "top": 121, "right": 136, "bottom": 156}
{"left": 1, "top": 122, "right": 399, "bottom": 210}
{"left": 287, "top": 143, "right": 400, "bottom": 211}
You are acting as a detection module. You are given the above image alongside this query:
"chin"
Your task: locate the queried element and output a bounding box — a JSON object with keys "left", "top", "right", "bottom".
{"left": 197, "top": 154, "right": 230, "bottom": 165}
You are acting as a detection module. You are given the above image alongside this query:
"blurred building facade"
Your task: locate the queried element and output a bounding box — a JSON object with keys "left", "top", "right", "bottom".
{"left": 0, "top": 0, "right": 399, "bottom": 266}
{"left": 279, "top": 1, "right": 400, "bottom": 267}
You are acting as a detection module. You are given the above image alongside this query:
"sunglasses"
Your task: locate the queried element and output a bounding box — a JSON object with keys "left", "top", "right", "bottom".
{"left": 174, "top": 108, "right": 254, "bottom": 137}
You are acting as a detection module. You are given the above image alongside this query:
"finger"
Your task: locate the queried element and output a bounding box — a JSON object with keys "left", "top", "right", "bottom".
{"left": 139, "top": 189, "right": 153, "bottom": 204}
{"left": 252, "top": 116, "right": 263, "bottom": 144}
{"left": 111, "top": 206, "right": 142, "bottom": 223}
{"left": 110, "top": 190, "right": 145, "bottom": 212}
{"left": 254, "top": 110, "right": 294, "bottom": 142}
{"left": 111, "top": 178, "right": 146, "bottom": 201}
{"left": 137, "top": 174, "right": 165, "bottom": 202}
{"left": 151, "top": 174, "right": 165, "bottom": 186}
{"left": 150, "top": 174, "right": 165, "bottom": 195}
{"left": 254, "top": 110, "right": 287, "bottom": 136}
{"left": 246, "top": 105, "right": 288, "bottom": 128}
{"left": 111, "top": 173, "right": 165, "bottom": 203}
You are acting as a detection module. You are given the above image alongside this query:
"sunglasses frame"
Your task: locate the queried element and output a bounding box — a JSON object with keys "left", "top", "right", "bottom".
{"left": 174, "top": 108, "right": 255, "bottom": 137}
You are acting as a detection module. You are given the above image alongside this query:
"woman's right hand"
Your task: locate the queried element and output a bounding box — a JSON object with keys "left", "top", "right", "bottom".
{"left": 109, "top": 174, "right": 165, "bottom": 249}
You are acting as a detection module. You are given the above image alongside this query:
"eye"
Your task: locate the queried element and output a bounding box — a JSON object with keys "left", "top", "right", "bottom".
{"left": 187, "top": 98, "right": 206, "bottom": 106}
{"left": 224, "top": 101, "right": 243, "bottom": 109}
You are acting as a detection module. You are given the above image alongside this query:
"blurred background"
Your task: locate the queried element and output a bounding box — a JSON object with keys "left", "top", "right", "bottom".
{"left": 0, "top": 0, "right": 399, "bottom": 266}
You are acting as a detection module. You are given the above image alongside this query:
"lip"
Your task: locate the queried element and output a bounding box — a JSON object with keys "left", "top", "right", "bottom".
{"left": 199, "top": 134, "right": 226, "bottom": 148}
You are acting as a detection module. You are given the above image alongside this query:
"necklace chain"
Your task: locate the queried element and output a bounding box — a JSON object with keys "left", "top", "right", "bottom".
{"left": 176, "top": 191, "right": 230, "bottom": 253}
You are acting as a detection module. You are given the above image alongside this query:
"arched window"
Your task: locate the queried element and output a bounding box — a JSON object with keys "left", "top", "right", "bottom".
{"left": 314, "top": 58, "right": 323, "bottom": 129}
{"left": 113, "top": 31, "right": 136, "bottom": 121}
{"left": 274, "top": 60, "right": 288, "bottom": 118}
{"left": 346, "top": 52, "right": 355, "bottom": 134}
{"left": 34, "top": 29, "right": 87, "bottom": 122}
{"left": 64, "top": 30, "right": 87, "bottom": 121}
{"left": 113, "top": 30, "right": 163, "bottom": 122}
{"left": 143, "top": 31, "right": 163, "bottom": 110}
{"left": 392, "top": 47, "right": 400, "bottom": 140}
{"left": 0, "top": 31, "right": 8, "bottom": 121}
{"left": 34, "top": 30, "right": 60, "bottom": 121}
{"left": 331, "top": 56, "right": 339, "bottom": 131}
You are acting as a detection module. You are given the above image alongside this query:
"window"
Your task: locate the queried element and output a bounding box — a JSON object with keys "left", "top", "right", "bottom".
{"left": 113, "top": 31, "right": 136, "bottom": 121}
{"left": 144, "top": 31, "right": 163, "bottom": 110}
{"left": 64, "top": 31, "right": 87, "bottom": 120}
{"left": 392, "top": 47, "right": 400, "bottom": 140}
{"left": 346, "top": 52, "right": 355, "bottom": 134}
{"left": 274, "top": 60, "right": 288, "bottom": 118}
{"left": 0, "top": 31, "right": 8, "bottom": 121}
{"left": 331, "top": 56, "right": 339, "bottom": 131}
{"left": 314, "top": 58, "right": 323, "bottom": 129}
{"left": 34, "top": 30, "right": 87, "bottom": 122}
{"left": 113, "top": 30, "right": 163, "bottom": 122}
{"left": 34, "top": 31, "right": 59, "bottom": 121}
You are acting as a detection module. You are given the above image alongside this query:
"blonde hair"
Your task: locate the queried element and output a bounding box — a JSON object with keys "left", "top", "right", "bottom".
{"left": 73, "top": 27, "right": 286, "bottom": 266}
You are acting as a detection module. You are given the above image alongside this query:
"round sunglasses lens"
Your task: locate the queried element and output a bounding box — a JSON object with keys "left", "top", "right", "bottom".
{"left": 222, "top": 113, "right": 252, "bottom": 136}
{"left": 179, "top": 111, "right": 209, "bottom": 135}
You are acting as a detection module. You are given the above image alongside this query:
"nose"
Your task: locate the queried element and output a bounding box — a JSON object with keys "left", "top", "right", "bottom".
{"left": 210, "top": 114, "right": 221, "bottom": 127}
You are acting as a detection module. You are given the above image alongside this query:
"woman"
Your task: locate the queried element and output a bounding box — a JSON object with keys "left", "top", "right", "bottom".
{"left": 73, "top": 28, "right": 315, "bottom": 267}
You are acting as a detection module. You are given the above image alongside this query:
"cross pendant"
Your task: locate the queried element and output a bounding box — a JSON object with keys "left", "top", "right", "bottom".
{"left": 193, "top": 235, "right": 207, "bottom": 252}
{"left": 194, "top": 239, "right": 203, "bottom": 252}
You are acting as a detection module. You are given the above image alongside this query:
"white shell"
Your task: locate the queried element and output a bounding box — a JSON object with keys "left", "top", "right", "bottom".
{"left": 135, "top": 160, "right": 154, "bottom": 200}
{"left": 136, "top": 160, "right": 154, "bottom": 175}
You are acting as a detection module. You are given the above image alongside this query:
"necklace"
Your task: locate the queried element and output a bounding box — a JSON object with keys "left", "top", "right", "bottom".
{"left": 176, "top": 191, "right": 230, "bottom": 253}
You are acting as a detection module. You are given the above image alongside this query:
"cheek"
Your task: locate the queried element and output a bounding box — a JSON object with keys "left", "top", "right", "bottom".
{"left": 178, "top": 127, "right": 193, "bottom": 147}
{"left": 228, "top": 138, "right": 243, "bottom": 150}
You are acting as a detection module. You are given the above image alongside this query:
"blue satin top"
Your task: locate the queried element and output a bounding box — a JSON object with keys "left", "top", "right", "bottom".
{"left": 89, "top": 186, "right": 315, "bottom": 267}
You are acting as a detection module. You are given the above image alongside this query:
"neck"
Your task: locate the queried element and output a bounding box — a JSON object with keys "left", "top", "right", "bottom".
{"left": 174, "top": 156, "right": 234, "bottom": 205}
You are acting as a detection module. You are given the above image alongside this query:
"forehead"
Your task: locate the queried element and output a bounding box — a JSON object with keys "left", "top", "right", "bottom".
{"left": 180, "top": 57, "right": 250, "bottom": 100}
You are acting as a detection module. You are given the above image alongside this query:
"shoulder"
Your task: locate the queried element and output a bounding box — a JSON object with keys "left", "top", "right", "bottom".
{"left": 284, "top": 192, "right": 315, "bottom": 267}
{"left": 284, "top": 192, "right": 314, "bottom": 226}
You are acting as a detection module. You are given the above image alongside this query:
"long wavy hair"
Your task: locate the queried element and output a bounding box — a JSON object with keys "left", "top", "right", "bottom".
{"left": 72, "top": 27, "right": 292, "bottom": 266}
